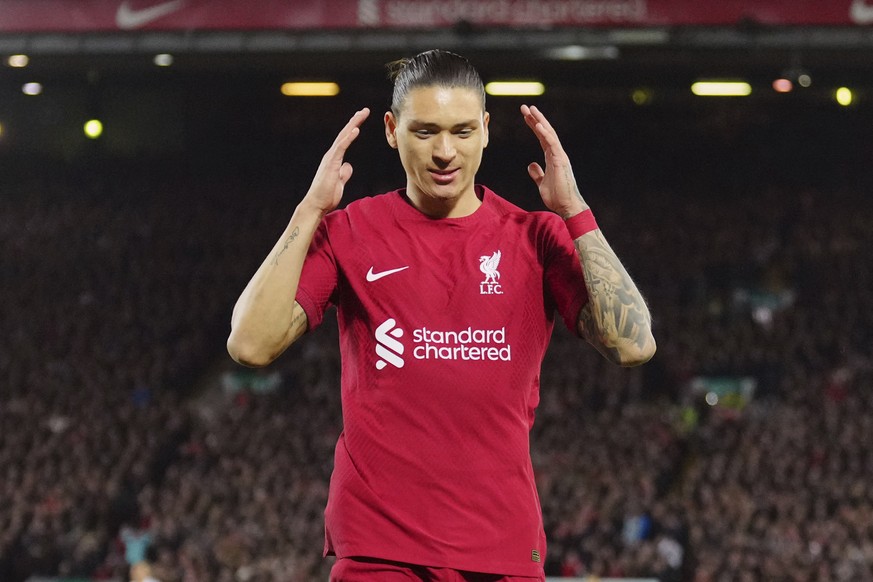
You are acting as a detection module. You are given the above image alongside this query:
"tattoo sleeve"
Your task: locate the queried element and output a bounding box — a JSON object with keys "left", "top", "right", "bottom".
{"left": 574, "top": 230, "right": 654, "bottom": 366}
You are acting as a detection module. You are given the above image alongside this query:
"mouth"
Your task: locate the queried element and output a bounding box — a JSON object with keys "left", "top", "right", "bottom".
{"left": 429, "top": 168, "right": 460, "bottom": 184}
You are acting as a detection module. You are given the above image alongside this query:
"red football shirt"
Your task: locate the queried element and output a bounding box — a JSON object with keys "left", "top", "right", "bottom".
{"left": 295, "top": 185, "right": 587, "bottom": 577}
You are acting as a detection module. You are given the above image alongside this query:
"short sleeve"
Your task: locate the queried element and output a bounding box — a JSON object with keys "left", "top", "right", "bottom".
{"left": 296, "top": 220, "right": 339, "bottom": 331}
{"left": 541, "top": 214, "right": 588, "bottom": 334}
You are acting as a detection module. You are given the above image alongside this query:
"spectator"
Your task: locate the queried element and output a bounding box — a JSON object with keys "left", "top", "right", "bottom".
{"left": 2, "top": 101, "right": 873, "bottom": 580}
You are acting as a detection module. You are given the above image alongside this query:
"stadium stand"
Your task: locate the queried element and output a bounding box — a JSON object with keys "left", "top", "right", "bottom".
{"left": 2, "top": 98, "right": 873, "bottom": 582}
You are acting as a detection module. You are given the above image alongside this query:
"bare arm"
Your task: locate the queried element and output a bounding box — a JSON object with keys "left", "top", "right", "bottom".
{"left": 227, "top": 108, "right": 370, "bottom": 367}
{"left": 520, "top": 104, "right": 655, "bottom": 367}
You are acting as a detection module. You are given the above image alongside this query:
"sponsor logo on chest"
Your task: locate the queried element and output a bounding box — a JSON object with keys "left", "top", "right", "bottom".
{"left": 374, "top": 318, "right": 512, "bottom": 370}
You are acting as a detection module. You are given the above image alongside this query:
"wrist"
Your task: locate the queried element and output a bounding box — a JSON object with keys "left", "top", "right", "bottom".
{"left": 564, "top": 208, "right": 598, "bottom": 239}
{"left": 295, "top": 199, "right": 330, "bottom": 221}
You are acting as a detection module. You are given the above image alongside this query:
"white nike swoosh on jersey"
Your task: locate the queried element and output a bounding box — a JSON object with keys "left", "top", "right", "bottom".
{"left": 116, "top": 0, "right": 187, "bottom": 30}
{"left": 366, "top": 266, "right": 409, "bottom": 282}
{"left": 851, "top": 0, "right": 873, "bottom": 24}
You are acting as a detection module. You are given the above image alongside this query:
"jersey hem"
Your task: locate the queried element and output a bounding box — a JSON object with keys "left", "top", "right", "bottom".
{"left": 325, "top": 547, "right": 546, "bottom": 578}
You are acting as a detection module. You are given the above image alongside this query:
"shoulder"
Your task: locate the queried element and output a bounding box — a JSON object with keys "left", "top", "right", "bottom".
{"left": 322, "top": 190, "right": 400, "bottom": 228}
{"left": 481, "top": 185, "right": 564, "bottom": 234}
{"left": 480, "top": 185, "right": 526, "bottom": 217}
{"left": 346, "top": 190, "right": 399, "bottom": 213}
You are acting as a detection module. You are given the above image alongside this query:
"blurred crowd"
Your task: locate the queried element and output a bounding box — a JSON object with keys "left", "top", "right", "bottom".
{"left": 2, "top": 100, "right": 873, "bottom": 582}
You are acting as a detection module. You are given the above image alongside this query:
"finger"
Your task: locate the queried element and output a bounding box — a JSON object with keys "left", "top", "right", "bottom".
{"left": 528, "top": 105, "right": 567, "bottom": 153}
{"left": 338, "top": 108, "right": 370, "bottom": 148}
{"left": 520, "top": 105, "right": 550, "bottom": 152}
{"left": 338, "top": 162, "right": 354, "bottom": 185}
{"left": 527, "top": 162, "right": 545, "bottom": 186}
{"left": 520, "top": 104, "right": 541, "bottom": 134}
{"left": 329, "top": 108, "right": 370, "bottom": 156}
{"left": 532, "top": 119, "right": 566, "bottom": 159}
{"left": 528, "top": 105, "right": 558, "bottom": 136}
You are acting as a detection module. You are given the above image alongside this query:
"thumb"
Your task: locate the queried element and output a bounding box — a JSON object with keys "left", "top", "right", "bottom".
{"left": 339, "top": 162, "right": 354, "bottom": 186}
{"left": 527, "top": 162, "right": 545, "bottom": 186}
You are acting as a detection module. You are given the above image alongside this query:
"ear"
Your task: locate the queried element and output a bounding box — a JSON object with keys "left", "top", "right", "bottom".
{"left": 482, "top": 110, "right": 490, "bottom": 149}
{"left": 384, "top": 111, "right": 398, "bottom": 149}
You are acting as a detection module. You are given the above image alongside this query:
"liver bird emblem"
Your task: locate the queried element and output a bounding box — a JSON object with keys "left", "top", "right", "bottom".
{"left": 479, "top": 250, "right": 501, "bottom": 284}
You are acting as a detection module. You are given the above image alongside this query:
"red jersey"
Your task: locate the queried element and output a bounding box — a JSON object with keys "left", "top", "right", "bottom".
{"left": 295, "top": 186, "right": 587, "bottom": 577}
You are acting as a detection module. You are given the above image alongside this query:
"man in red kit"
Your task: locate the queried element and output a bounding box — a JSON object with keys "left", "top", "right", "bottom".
{"left": 227, "top": 50, "right": 655, "bottom": 581}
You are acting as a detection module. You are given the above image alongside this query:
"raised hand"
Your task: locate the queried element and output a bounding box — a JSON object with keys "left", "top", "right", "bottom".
{"left": 520, "top": 105, "right": 655, "bottom": 366}
{"left": 520, "top": 104, "right": 587, "bottom": 218}
{"left": 302, "top": 108, "right": 370, "bottom": 215}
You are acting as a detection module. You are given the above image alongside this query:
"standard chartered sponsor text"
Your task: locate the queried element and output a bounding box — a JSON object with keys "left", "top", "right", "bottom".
{"left": 412, "top": 326, "right": 511, "bottom": 361}
{"left": 384, "top": 0, "right": 647, "bottom": 25}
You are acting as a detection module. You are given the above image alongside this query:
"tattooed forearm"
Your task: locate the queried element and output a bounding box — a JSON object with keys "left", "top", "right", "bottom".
{"left": 271, "top": 226, "right": 300, "bottom": 266}
{"left": 577, "top": 303, "right": 621, "bottom": 362}
{"left": 559, "top": 168, "right": 588, "bottom": 219}
{"left": 575, "top": 230, "right": 655, "bottom": 366}
{"left": 290, "top": 308, "right": 307, "bottom": 334}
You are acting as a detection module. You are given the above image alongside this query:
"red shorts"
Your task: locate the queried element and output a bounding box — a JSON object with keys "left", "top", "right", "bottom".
{"left": 329, "top": 557, "right": 544, "bottom": 582}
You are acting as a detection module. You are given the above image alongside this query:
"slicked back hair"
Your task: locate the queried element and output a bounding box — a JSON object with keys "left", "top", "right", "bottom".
{"left": 387, "top": 49, "right": 486, "bottom": 117}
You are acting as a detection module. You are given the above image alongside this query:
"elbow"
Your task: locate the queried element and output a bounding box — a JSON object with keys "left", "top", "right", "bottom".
{"left": 226, "top": 330, "right": 276, "bottom": 368}
{"left": 616, "top": 333, "right": 657, "bottom": 367}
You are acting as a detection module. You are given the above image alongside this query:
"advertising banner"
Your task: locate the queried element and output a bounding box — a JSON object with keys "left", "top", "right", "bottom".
{"left": 0, "top": 0, "right": 870, "bottom": 33}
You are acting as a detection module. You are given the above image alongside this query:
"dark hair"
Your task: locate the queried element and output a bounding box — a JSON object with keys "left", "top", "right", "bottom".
{"left": 387, "top": 49, "right": 485, "bottom": 116}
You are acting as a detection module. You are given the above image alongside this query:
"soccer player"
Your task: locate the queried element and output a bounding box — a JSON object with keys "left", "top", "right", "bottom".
{"left": 228, "top": 49, "right": 655, "bottom": 581}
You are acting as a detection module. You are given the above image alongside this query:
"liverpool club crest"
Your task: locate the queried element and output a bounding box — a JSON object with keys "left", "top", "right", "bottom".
{"left": 479, "top": 250, "right": 503, "bottom": 295}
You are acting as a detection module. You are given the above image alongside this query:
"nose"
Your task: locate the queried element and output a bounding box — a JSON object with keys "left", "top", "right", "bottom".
{"left": 432, "top": 133, "right": 456, "bottom": 163}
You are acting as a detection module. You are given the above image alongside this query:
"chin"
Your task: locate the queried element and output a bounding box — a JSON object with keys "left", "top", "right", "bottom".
{"left": 431, "top": 179, "right": 473, "bottom": 198}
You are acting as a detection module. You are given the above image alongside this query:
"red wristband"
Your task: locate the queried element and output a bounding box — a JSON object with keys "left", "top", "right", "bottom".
{"left": 564, "top": 209, "right": 598, "bottom": 239}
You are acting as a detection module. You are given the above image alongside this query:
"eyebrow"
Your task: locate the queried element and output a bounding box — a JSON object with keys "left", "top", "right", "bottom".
{"left": 408, "top": 119, "right": 479, "bottom": 129}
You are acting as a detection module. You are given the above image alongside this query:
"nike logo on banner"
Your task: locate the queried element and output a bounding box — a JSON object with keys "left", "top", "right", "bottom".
{"left": 116, "top": 0, "right": 187, "bottom": 30}
{"left": 366, "top": 266, "right": 409, "bottom": 282}
{"left": 851, "top": 0, "right": 873, "bottom": 24}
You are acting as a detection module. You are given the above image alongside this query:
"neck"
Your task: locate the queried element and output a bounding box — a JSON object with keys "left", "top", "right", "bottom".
{"left": 405, "top": 186, "right": 482, "bottom": 218}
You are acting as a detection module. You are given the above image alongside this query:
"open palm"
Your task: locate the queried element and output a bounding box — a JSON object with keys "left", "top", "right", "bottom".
{"left": 520, "top": 104, "right": 587, "bottom": 218}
